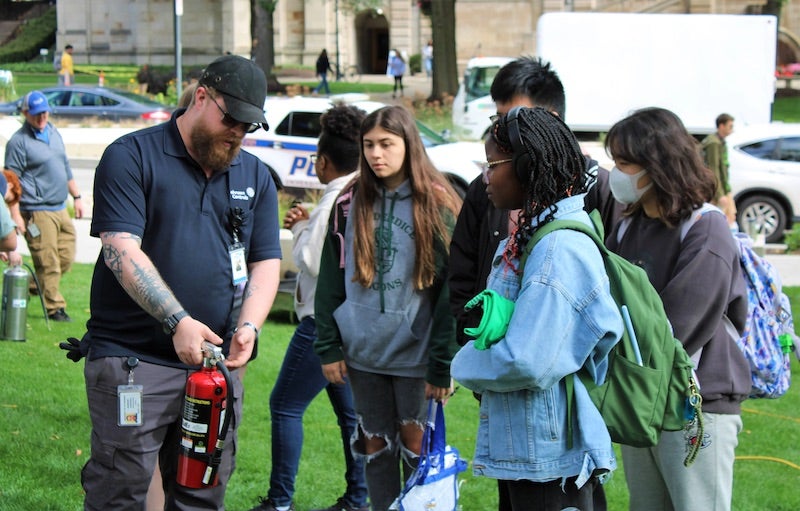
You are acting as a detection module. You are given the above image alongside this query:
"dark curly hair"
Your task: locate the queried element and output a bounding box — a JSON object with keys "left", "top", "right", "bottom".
{"left": 317, "top": 103, "right": 367, "bottom": 172}
{"left": 489, "top": 107, "right": 589, "bottom": 264}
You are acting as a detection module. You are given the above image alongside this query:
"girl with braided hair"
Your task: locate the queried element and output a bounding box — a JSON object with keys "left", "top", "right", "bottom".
{"left": 451, "top": 107, "right": 623, "bottom": 511}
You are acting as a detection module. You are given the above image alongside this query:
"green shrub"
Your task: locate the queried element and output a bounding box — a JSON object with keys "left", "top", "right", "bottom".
{"left": 0, "top": 7, "right": 56, "bottom": 65}
{"left": 784, "top": 224, "right": 800, "bottom": 252}
{"left": 409, "top": 53, "right": 422, "bottom": 75}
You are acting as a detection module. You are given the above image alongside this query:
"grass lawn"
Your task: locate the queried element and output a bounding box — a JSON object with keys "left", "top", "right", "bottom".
{"left": 0, "top": 259, "right": 799, "bottom": 510}
{"left": 0, "top": 67, "right": 395, "bottom": 107}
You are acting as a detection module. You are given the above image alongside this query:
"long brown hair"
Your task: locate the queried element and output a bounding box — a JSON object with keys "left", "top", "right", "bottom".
{"left": 352, "top": 106, "right": 461, "bottom": 289}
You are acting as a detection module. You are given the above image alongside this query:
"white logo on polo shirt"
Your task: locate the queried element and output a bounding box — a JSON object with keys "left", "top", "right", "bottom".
{"left": 229, "top": 189, "right": 252, "bottom": 201}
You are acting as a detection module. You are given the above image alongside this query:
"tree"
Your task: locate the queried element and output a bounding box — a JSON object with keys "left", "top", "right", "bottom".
{"left": 429, "top": 0, "right": 458, "bottom": 102}
{"left": 252, "top": 0, "right": 285, "bottom": 93}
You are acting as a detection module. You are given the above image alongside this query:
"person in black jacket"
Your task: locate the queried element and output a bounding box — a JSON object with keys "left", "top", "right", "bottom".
{"left": 448, "top": 56, "right": 622, "bottom": 511}
{"left": 313, "top": 49, "right": 333, "bottom": 95}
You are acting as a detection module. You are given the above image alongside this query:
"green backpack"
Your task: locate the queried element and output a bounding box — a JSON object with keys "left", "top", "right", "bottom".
{"left": 523, "top": 210, "right": 703, "bottom": 465}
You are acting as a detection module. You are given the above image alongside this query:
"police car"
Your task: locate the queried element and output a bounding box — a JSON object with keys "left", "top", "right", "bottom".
{"left": 242, "top": 94, "right": 484, "bottom": 196}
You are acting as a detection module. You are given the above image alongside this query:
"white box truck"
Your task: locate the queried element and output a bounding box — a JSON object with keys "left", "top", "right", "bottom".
{"left": 452, "top": 12, "right": 778, "bottom": 139}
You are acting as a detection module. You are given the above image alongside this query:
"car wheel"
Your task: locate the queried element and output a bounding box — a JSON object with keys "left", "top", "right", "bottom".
{"left": 736, "top": 194, "right": 787, "bottom": 244}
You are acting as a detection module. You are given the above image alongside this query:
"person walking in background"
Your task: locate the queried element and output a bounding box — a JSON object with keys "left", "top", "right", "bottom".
{"left": 78, "top": 55, "right": 281, "bottom": 509}
{"left": 3, "top": 90, "right": 84, "bottom": 322}
{"left": 388, "top": 50, "right": 406, "bottom": 99}
{"left": 605, "top": 107, "right": 749, "bottom": 511}
{"left": 701, "top": 113, "right": 737, "bottom": 226}
{"left": 137, "top": 64, "right": 152, "bottom": 95}
{"left": 451, "top": 107, "right": 622, "bottom": 511}
{"left": 313, "top": 49, "right": 333, "bottom": 95}
{"left": 423, "top": 40, "right": 433, "bottom": 78}
{"left": 59, "top": 44, "right": 74, "bottom": 86}
{"left": 249, "top": 104, "right": 369, "bottom": 511}
{"left": 315, "top": 106, "right": 462, "bottom": 511}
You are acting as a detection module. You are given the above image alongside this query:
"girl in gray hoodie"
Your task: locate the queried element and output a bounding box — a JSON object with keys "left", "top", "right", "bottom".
{"left": 315, "top": 106, "right": 462, "bottom": 511}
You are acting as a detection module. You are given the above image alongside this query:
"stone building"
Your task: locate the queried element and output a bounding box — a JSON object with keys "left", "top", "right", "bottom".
{"left": 56, "top": 0, "right": 800, "bottom": 72}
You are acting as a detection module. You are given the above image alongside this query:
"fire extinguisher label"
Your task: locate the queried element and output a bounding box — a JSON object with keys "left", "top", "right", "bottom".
{"left": 117, "top": 385, "right": 143, "bottom": 426}
{"left": 181, "top": 395, "right": 212, "bottom": 454}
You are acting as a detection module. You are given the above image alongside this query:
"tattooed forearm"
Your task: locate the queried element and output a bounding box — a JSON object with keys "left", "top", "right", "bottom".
{"left": 102, "top": 243, "right": 123, "bottom": 280}
{"left": 242, "top": 281, "right": 257, "bottom": 302}
{"left": 128, "top": 258, "right": 179, "bottom": 320}
{"left": 101, "top": 231, "right": 142, "bottom": 244}
{"left": 101, "top": 231, "right": 179, "bottom": 320}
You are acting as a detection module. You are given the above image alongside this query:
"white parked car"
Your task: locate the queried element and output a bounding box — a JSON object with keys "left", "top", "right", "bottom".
{"left": 728, "top": 123, "right": 800, "bottom": 243}
{"left": 242, "top": 94, "right": 484, "bottom": 196}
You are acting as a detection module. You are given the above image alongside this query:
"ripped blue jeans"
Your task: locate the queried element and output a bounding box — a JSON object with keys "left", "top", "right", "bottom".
{"left": 346, "top": 367, "right": 427, "bottom": 511}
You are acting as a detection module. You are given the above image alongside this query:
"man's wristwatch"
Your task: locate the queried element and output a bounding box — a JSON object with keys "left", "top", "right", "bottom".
{"left": 163, "top": 310, "right": 189, "bottom": 335}
{"left": 235, "top": 321, "right": 260, "bottom": 338}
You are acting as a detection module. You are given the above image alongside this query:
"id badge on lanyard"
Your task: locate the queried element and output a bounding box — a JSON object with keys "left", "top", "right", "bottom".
{"left": 229, "top": 242, "right": 248, "bottom": 285}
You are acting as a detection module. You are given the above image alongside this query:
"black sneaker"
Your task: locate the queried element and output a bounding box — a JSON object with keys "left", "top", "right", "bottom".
{"left": 48, "top": 308, "right": 72, "bottom": 322}
{"left": 310, "top": 497, "right": 369, "bottom": 511}
{"left": 248, "top": 497, "right": 294, "bottom": 511}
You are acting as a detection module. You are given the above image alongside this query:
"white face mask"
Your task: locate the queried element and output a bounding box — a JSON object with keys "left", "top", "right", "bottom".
{"left": 609, "top": 167, "right": 653, "bottom": 205}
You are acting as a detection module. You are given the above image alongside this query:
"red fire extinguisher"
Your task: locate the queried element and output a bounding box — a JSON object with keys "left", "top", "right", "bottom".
{"left": 176, "top": 341, "right": 233, "bottom": 488}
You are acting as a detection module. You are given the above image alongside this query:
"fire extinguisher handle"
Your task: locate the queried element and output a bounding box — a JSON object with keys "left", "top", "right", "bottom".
{"left": 201, "top": 340, "right": 224, "bottom": 362}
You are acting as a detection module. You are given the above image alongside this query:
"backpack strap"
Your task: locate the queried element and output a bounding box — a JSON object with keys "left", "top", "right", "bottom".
{"left": 520, "top": 210, "right": 609, "bottom": 449}
{"left": 331, "top": 179, "right": 358, "bottom": 269}
{"left": 520, "top": 210, "right": 607, "bottom": 273}
{"left": 679, "top": 203, "right": 724, "bottom": 242}
{"left": 678, "top": 203, "right": 729, "bottom": 368}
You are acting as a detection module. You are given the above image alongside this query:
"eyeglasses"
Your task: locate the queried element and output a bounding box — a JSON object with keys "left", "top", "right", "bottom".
{"left": 480, "top": 158, "right": 513, "bottom": 183}
{"left": 208, "top": 94, "right": 262, "bottom": 134}
{"left": 479, "top": 158, "right": 513, "bottom": 181}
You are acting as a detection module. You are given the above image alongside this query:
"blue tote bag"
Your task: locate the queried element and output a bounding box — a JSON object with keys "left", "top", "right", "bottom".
{"left": 390, "top": 399, "right": 468, "bottom": 511}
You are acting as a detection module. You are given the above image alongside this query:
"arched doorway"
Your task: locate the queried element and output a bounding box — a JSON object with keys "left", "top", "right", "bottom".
{"left": 354, "top": 10, "right": 389, "bottom": 74}
{"left": 778, "top": 28, "right": 800, "bottom": 65}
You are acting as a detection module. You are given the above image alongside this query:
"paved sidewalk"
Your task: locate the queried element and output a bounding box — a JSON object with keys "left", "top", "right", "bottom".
{"left": 2, "top": 79, "right": 800, "bottom": 286}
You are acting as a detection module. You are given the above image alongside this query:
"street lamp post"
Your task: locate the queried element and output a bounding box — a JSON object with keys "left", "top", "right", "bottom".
{"left": 335, "top": 0, "right": 341, "bottom": 81}
{"left": 174, "top": 0, "right": 183, "bottom": 99}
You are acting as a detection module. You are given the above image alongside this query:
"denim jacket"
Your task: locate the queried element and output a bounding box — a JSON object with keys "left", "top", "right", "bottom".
{"left": 450, "top": 195, "right": 623, "bottom": 488}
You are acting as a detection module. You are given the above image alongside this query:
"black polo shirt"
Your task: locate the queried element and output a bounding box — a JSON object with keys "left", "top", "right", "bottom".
{"left": 85, "top": 109, "right": 281, "bottom": 367}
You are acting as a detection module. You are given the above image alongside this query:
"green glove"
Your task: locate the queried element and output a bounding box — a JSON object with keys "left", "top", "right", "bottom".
{"left": 463, "top": 289, "right": 516, "bottom": 350}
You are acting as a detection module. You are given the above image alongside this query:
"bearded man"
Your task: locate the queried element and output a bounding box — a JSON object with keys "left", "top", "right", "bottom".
{"left": 76, "top": 55, "right": 282, "bottom": 510}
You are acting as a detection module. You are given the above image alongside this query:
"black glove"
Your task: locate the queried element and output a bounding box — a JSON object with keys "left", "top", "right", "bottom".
{"left": 59, "top": 337, "right": 85, "bottom": 362}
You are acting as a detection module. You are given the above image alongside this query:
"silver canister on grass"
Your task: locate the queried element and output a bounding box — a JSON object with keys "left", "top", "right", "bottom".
{"left": 2, "top": 265, "right": 29, "bottom": 341}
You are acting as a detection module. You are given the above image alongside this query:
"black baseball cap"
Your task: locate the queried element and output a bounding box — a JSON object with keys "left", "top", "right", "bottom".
{"left": 199, "top": 55, "right": 268, "bottom": 127}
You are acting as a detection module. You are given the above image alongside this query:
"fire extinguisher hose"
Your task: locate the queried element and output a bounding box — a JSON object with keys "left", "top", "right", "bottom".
{"left": 201, "top": 359, "right": 234, "bottom": 486}
{"left": 23, "top": 262, "right": 49, "bottom": 330}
